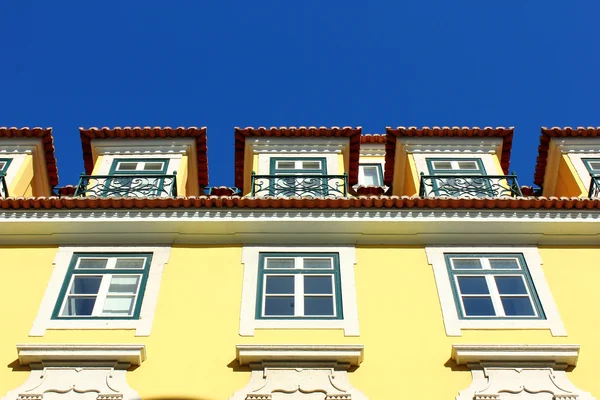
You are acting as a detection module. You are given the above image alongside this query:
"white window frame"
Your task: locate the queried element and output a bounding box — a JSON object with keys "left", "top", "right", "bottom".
{"left": 30, "top": 246, "right": 171, "bottom": 337}
{"left": 358, "top": 163, "right": 384, "bottom": 186}
{"left": 568, "top": 153, "right": 600, "bottom": 193}
{"left": 425, "top": 246, "right": 566, "bottom": 336}
{"left": 413, "top": 153, "right": 501, "bottom": 178}
{"left": 239, "top": 246, "right": 359, "bottom": 336}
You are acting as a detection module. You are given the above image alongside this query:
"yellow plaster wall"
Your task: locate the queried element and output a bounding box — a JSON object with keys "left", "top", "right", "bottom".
{"left": 2, "top": 245, "right": 600, "bottom": 399}
{"left": 403, "top": 154, "right": 418, "bottom": 196}
{"left": 178, "top": 154, "right": 189, "bottom": 196}
{"left": 7, "top": 155, "right": 34, "bottom": 197}
{"left": 554, "top": 154, "right": 586, "bottom": 197}
{"left": 91, "top": 155, "right": 104, "bottom": 175}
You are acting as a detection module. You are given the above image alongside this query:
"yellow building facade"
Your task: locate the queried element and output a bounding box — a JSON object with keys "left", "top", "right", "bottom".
{"left": 0, "top": 125, "right": 600, "bottom": 400}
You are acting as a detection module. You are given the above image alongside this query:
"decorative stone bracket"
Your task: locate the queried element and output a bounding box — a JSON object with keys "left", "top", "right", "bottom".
{"left": 452, "top": 344, "right": 596, "bottom": 400}
{"left": 230, "top": 345, "right": 367, "bottom": 400}
{"left": 2, "top": 344, "right": 146, "bottom": 400}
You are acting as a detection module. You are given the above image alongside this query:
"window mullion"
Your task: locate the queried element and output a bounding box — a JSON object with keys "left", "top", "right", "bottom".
{"left": 92, "top": 274, "right": 112, "bottom": 316}
{"left": 486, "top": 274, "right": 504, "bottom": 317}
{"left": 295, "top": 274, "right": 304, "bottom": 317}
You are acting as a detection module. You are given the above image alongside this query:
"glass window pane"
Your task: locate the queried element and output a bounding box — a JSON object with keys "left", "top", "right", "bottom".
{"left": 108, "top": 276, "right": 140, "bottom": 294}
{"left": 303, "top": 258, "right": 332, "bottom": 269}
{"left": 264, "top": 296, "right": 294, "bottom": 316}
{"left": 431, "top": 161, "right": 452, "bottom": 170}
{"left": 304, "top": 296, "right": 334, "bottom": 316}
{"left": 361, "top": 166, "right": 380, "bottom": 186}
{"left": 587, "top": 161, "right": 600, "bottom": 171}
{"left": 462, "top": 297, "right": 495, "bottom": 316}
{"left": 451, "top": 258, "right": 482, "bottom": 269}
{"left": 304, "top": 276, "right": 333, "bottom": 294}
{"left": 115, "top": 258, "right": 146, "bottom": 269}
{"left": 457, "top": 276, "right": 489, "bottom": 295}
{"left": 276, "top": 161, "right": 296, "bottom": 169}
{"left": 266, "top": 258, "right": 295, "bottom": 269}
{"left": 116, "top": 162, "right": 138, "bottom": 171}
{"left": 102, "top": 296, "right": 135, "bottom": 315}
{"left": 0, "top": 161, "right": 7, "bottom": 171}
{"left": 62, "top": 297, "right": 96, "bottom": 316}
{"left": 302, "top": 161, "right": 321, "bottom": 169}
{"left": 489, "top": 258, "right": 520, "bottom": 270}
{"left": 501, "top": 297, "right": 536, "bottom": 316}
{"left": 265, "top": 276, "right": 294, "bottom": 294}
{"left": 495, "top": 276, "right": 528, "bottom": 294}
{"left": 77, "top": 259, "right": 108, "bottom": 269}
{"left": 457, "top": 161, "right": 479, "bottom": 170}
{"left": 143, "top": 162, "right": 164, "bottom": 171}
{"left": 69, "top": 276, "right": 102, "bottom": 294}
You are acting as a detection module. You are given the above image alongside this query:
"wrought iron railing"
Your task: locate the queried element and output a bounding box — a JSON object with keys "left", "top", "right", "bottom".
{"left": 419, "top": 173, "right": 522, "bottom": 198}
{"left": 74, "top": 173, "right": 178, "bottom": 197}
{"left": 0, "top": 173, "right": 7, "bottom": 197}
{"left": 251, "top": 172, "right": 348, "bottom": 197}
{"left": 588, "top": 175, "right": 600, "bottom": 198}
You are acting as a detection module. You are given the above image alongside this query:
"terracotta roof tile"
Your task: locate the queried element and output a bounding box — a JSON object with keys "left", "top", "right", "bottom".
{"left": 234, "top": 126, "right": 362, "bottom": 191}
{"left": 384, "top": 126, "right": 514, "bottom": 186}
{"left": 79, "top": 126, "right": 209, "bottom": 187}
{"left": 360, "top": 134, "right": 386, "bottom": 144}
{"left": 534, "top": 127, "right": 600, "bottom": 187}
{"left": 0, "top": 127, "right": 59, "bottom": 187}
{"left": 2, "top": 194, "right": 600, "bottom": 211}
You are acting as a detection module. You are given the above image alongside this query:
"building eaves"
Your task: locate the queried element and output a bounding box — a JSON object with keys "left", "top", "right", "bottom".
{"left": 384, "top": 126, "right": 514, "bottom": 186}
{"left": 79, "top": 126, "right": 209, "bottom": 187}
{"left": 0, "top": 127, "right": 59, "bottom": 187}
{"left": 234, "top": 126, "right": 362, "bottom": 191}
{"left": 534, "top": 126, "right": 600, "bottom": 187}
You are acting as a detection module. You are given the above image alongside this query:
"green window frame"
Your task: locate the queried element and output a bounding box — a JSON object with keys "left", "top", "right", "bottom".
{"left": 426, "top": 158, "right": 492, "bottom": 197}
{"left": 52, "top": 253, "right": 153, "bottom": 320}
{"left": 358, "top": 163, "right": 384, "bottom": 186}
{"left": 106, "top": 158, "right": 170, "bottom": 196}
{"left": 445, "top": 253, "right": 545, "bottom": 320}
{"left": 582, "top": 158, "right": 600, "bottom": 175}
{"left": 256, "top": 252, "right": 343, "bottom": 320}
{"left": 268, "top": 157, "right": 328, "bottom": 196}
{"left": 0, "top": 158, "right": 13, "bottom": 174}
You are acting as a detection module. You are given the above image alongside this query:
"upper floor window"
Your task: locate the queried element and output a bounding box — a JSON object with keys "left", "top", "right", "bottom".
{"left": 0, "top": 158, "right": 12, "bottom": 197}
{"left": 75, "top": 158, "right": 178, "bottom": 198}
{"left": 251, "top": 157, "right": 348, "bottom": 197}
{"left": 358, "top": 163, "right": 383, "bottom": 186}
{"left": 583, "top": 158, "right": 600, "bottom": 197}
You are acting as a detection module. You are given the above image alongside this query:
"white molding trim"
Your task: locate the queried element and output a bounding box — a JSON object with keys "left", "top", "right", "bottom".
{"left": 17, "top": 344, "right": 147, "bottom": 367}
{"left": 29, "top": 245, "right": 171, "bottom": 336}
{"left": 236, "top": 344, "right": 364, "bottom": 368}
{"left": 451, "top": 344, "right": 579, "bottom": 366}
{"left": 413, "top": 153, "right": 503, "bottom": 181}
{"left": 359, "top": 143, "right": 385, "bottom": 157}
{"left": 247, "top": 137, "right": 349, "bottom": 154}
{"left": 425, "top": 246, "right": 567, "bottom": 336}
{"left": 256, "top": 153, "right": 340, "bottom": 176}
{"left": 0, "top": 139, "right": 51, "bottom": 195}
{"left": 91, "top": 138, "right": 196, "bottom": 157}
{"left": 397, "top": 137, "right": 503, "bottom": 155}
{"left": 239, "top": 245, "right": 360, "bottom": 336}
{"left": 452, "top": 344, "right": 594, "bottom": 400}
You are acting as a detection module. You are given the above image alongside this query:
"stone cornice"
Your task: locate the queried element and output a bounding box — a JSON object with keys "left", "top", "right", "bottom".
{"left": 451, "top": 344, "right": 580, "bottom": 367}
{"left": 236, "top": 344, "right": 364, "bottom": 369}
{"left": 16, "top": 344, "right": 147, "bottom": 368}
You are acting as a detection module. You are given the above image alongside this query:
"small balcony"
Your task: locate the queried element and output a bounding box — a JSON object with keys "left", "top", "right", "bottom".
{"left": 0, "top": 173, "right": 7, "bottom": 197}
{"left": 251, "top": 173, "right": 348, "bottom": 197}
{"left": 74, "top": 174, "right": 178, "bottom": 198}
{"left": 419, "top": 173, "right": 523, "bottom": 198}
{"left": 588, "top": 176, "right": 600, "bottom": 198}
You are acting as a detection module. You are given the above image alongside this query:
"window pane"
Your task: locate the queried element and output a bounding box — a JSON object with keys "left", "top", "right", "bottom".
{"left": 143, "top": 162, "right": 164, "bottom": 171}
{"left": 304, "top": 296, "right": 334, "bottom": 316}
{"left": 265, "top": 276, "right": 294, "bottom": 294}
{"left": 62, "top": 297, "right": 96, "bottom": 316}
{"left": 276, "top": 161, "right": 296, "bottom": 169}
{"left": 457, "top": 276, "right": 489, "bottom": 295}
{"left": 116, "top": 162, "right": 138, "bottom": 171}
{"left": 361, "top": 166, "right": 380, "bottom": 186}
{"left": 102, "top": 296, "right": 135, "bottom": 315}
{"left": 302, "top": 161, "right": 321, "bottom": 169}
{"left": 462, "top": 297, "right": 495, "bottom": 316}
{"left": 69, "top": 276, "right": 102, "bottom": 294}
{"left": 588, "top": 161, "right": 600, "bottom": 171}
{"left": 265, "top": 296, "right": 294, "bottom": 316}
{"left": 495, "top": 276, "right": 528, "bottom": 294}
{"left": 77, "top": 259, "right": 108, "bottom": 269}
{"left": 451, "top": 258, "right": 482, "bottom": 269}
{"left": 431, "top": 161, "right": 452, "bottom": 170}
{"left": 115, "top": 258, "right": 146, "bottom": 269}
{"left": 501, "top": 297, "right": 535, "bottom": 316}
{"left": 303, "top": 258, "right": 332, "bottom": 269}
{"left": 304, "top": 276, "right": 333, "bottom": 294}
{"left": 266, "top": 258, "right": 295, "bottom": 269}
{"left": 489, "top": 258, "right": 520, "bottom": 270}
{"left": 0, "top": 161, "right": 7, "bottom": 170}
{"left": 457, "top": 161, "right": 478, "bottom": 170}
{"left": 108, "top": 276, "right": 140, "bottom": 294}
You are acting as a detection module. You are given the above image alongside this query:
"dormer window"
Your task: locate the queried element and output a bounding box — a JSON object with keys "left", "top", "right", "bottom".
{"left": 358, "top": 164, "right": 383, "bottom": 186}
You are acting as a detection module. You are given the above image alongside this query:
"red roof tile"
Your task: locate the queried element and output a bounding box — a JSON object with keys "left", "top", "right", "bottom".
{"left": 80, "top": 127, "right": 209, "bottom": 187}
{"left": 0, "top": 127, "right": 59, "bottom": 187}
{"left": 361, "top": 134, "right": 386, "bottom": 144}
{"left": 234, "top": 126, "right": 362, "bottom": 191}
{"left": 384, "top": 126, "right": 514, "bottom": 186}
{"left": 5, "top": 195, "right": 600, "bottom": 211}
{"left": 534, "top": 127, "right": 600, "bottom": 187}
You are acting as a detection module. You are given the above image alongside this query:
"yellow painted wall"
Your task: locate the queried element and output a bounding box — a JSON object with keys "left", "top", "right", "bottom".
{"left": 554, "top": 154, "right": 586, "bottom": 197}
{"left": 403, "top": 154, "right": 418, "bottom": 196}
{"left": 178, "top": 154, "right": 189, "bottom": 196}
{"left": 7, "top": 155, "right": 34, "bottom": 197}
{"left": 2, "top": 245, "right": 600, "bottom": 399}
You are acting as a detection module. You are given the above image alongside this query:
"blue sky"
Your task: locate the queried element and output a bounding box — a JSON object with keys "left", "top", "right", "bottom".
{"left": 1, "top": 1, "right": 599, "bottom": 188}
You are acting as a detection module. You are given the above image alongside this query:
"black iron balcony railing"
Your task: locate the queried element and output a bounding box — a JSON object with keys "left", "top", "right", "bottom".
{"left": 74, "top": 173, "right": 178, "bottom": 198}
{"left": 251, "top": 172, "right": 348, "bottom": 197}
{"left": 588, "top": 175, "right": 600, "bottom": 198}
{"left": 419, "top": 173, "right": 523, "bottom": 198}
{"left": 0, "top": 173, "right": 7, "bottom": 197}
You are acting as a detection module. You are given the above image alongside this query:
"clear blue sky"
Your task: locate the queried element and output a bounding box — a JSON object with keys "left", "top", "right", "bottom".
{"left": 1, "top": 1, "right": 599, "bottom": 188}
